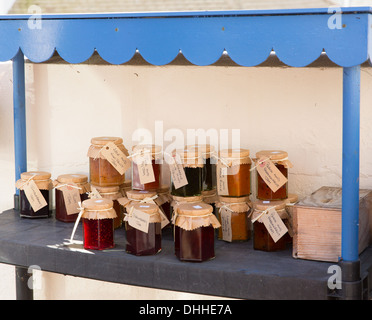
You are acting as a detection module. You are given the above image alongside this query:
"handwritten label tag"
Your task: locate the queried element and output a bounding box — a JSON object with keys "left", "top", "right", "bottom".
{"left": 220, "top": 207, "right": 232, "bottom": 242}
{"left": 128, "top": 208, "right": 150, "bottom": 233}
{"left": 23, "top": 180, "right": 47, "bottom": 212}
{"left": 256, "top": 157, "right": 288, "bottom": 193}
{"left": 89, "top": 185, "right": 103, "bottom": 199}
{"left": 134, "top": 152, "right": 155, "bottom": 185}
{"left": 158, "top": 208, "right": 170, "bottom": 229}
{"left": 260, "top": 207, "right": 288, "bottom": 243}
{"left": 169, "top": 154, "right": 188, "bottom": 189}
{"left": 100, "top": 142, "right": 131, "bottom": 175}
{"left": 61, "top": 186, "right": 81, "bottom": 215}
{"left": 217, "top": 163, "right": 229, "bottom": 195}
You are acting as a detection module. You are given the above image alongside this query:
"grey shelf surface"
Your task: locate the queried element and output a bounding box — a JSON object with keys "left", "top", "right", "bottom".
{"left": 1, "top": 208, "right": 372, "bottom": 300}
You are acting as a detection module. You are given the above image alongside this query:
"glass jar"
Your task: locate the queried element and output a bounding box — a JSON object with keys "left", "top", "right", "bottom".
{"left": 81, "top": 198, "right": 117, "bottom": 250}
{"left": 186, "top": 144, "right": 216, "bottom": 191}
{"left": 87, "top": 136, "right": 128, "bottom": 187}
{"left": 154, "top": 185, "right": 172, "bottom": 225}
{"left": 171, "top": 149, "right": 203, "bottom": 197}
{"left": 90, "top": 184, "right": 124, "bottom": 229}
{"left": 171, "top": 195, "right": 203, "bottom": 224}
{"left": 125, "top": 202, "right": 162, "bottom": 256}
{"left": 201, "top": 189, "right": 218, "bottom": 216}
{"left": 131, "top": 144, "right": 162, "bottom": 191}
{"left": 215, "top": 196, "right": 251, "bottom": 242}
{"left": 174, "top": 202, "right": 221, "bottom": 262}
{"left": 119, "top": 179, "right": 132, "bottom": 197}
{"left": 217, "top": 149, "right": 251, "bottom": 197}
{"left": 255, "top": 150, "right": 291, "bottom": 201}
{"left": 54, "top": 174, "right": 90, "bottom": 223}
{"left": 252, "top": 200, "right": 288, "bottom": 252}
{"left": 16, "top": 171, "right": 53, "bottom": 218}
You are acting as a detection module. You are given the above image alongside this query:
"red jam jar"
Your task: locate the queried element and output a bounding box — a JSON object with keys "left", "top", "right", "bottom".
{"left": 87, "top": 136, "right": 129, "bottom": 187}
{"left": 174, "top": 202, "right": 221, "bottom": 262}
{"left": 171, "top": 195, "right": 203, "bottom": 224}
{"left": 252, "top": 200, "right": 288, "bottom": 252}
{"left": 54, "top": 174, "right": 90, "bottom": 223}
{"left": 131, "top": 144, "right": 162, "bottom": 191}
{"left": 81, "top": 198, "right": 117, "bottom": 250}
{"left": 217, "top": 149, "right": 251, "bottom": 197}
{"left": 125, "top": 202, "right": 162, "bottom": 256}
{"left": 255, "top": 150, "right": 292, "bottom": 201}
{"left": 90, "top": 184, "right": 124, "bottom": 229}
{"left": 16, "top": 171, "right": 53, "bottom": 219}
{"left": 215, "top": 196, "right": 251, "bottom": 242}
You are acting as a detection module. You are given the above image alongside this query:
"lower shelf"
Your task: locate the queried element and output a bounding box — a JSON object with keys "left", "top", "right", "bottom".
{"left": 0, "top": 208, "right": 371, "bottom": 300}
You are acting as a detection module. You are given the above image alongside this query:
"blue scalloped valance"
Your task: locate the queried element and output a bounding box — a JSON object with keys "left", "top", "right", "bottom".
{"left": 0, "top": 7, "right": 371, "bottom": 67}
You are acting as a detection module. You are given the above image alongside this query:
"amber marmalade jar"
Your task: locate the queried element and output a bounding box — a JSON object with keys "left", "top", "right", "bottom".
{"left": 217, "top": 149, "right": 251, "bottom": 197}
{"left": 216, "top": 196, "right": 251, "bottom": 242}
{"left": 81, "top": 198, "right": 117, "bottom": 250}
{"left": 125, "top": 202, "right": 162, "bottom": 256}
{"left": 131, "top": 144, "right": 163, "bottom": 191}
{"left": 91, "top": 184, "right": 124, "bottom": 229}
{"left": 255, "top": 150, "right": 291, "bottom": 201}
{"left": 16, "top": 171, "right": 53, "bottom": 218}
{"left": 87, "top": 136, "right": 128, "bottom": 187}
{"left": 186, "top": 144, "right": 216, "bottom": 191}
{"left": 252, "top": 200, "right": 288, "bottom": 252}
{"left": 174, "top": 202, "right": 221, "bottom": 262}
{"left": 54, "top": 174, "right": 90, "bottom": 223}
{"left": 171, "top": 149, "right": 203, "bottom": 197}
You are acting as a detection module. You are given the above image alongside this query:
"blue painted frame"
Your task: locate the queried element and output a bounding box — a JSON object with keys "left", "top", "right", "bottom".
{"left": 2, "top": 7, "right": 371, "bottom": 263}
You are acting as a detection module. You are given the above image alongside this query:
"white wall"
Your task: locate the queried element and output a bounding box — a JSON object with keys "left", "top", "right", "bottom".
{"left": 1, "top": 61, "right": 372, "bottom": 299}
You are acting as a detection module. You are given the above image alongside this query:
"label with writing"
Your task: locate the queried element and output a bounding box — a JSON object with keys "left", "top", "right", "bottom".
{"left": 169, "top": 154, "right": 188, "bottom": 189}
{"left": 101, "top": 142, "right": 131, "bottom": 175}
{"left": 220, "top": 207, "right": 232, "bottom": 242}
{"left": 23, "top": 180, "right": 48, "bottom": 212}
{"left": 134, "top": 152, "right": 155, "bottom": 185}
{"left": 61, "top": 186, "right": 81, "bottom": 215}
{"left": 89, "top": 185, "right": 103, "bottom": 199}
{"left": 217, "top": 163, "right": 229, "bottom": 195}
{"left": 256, "top": 157, "right": 288, "bottom": 193}
{"left": 127, "top": 208, "right": 150, "bottom": 233}
{"left": 260, "top": 207, "right": 288, "bottom": 243}
{"left": 158, "top": 208, "right": 170, "bottom": 229}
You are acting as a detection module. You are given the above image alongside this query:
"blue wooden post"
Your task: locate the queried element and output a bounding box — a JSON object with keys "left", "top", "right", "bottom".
{"left": 341, "top": 65, "right": 361, "bottom": 262}
{"left": 12, "top": 50, "right": 27, "bottom": 201}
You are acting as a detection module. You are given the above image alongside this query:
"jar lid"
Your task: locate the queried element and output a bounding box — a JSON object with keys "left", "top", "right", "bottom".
{"left": 172, "top": 195, "right": 203, "bottom": 203}
{"left": 253, "top": 199, "right": 286, "bottom": 211}
{"left": 132, "top": 144, "right": 162, "bottom": 154}
{"left": 218, "top": 195, "right": 250, "bottom": 204}
{"left": 255, "top": 150, "right": 288, "bottom": 161}
{"left": 82, "top": 198, "right": 113, "bottom": 210}
{"left": 21, "top": 171, "right": 51, "bottom": 181}
{"left": 131, "top": 202, "right": 159, "bottom": 215}
{"left": 174, "top": 148, "right": 202, "bottom": 159}
{"left": 126, "top": 189, "right": 157, "bottom": 200}
{"left": 91, "top": 184, "right": 120, "bottom": 193}
{"left": 57, "top": 174, "right": 88, "bottom": 184}
{"left": 219, "top": 148, "right": 250, "bottom": 159}
{"left": 91, "top": 136, "right": 123, "bottom": 146}
{"left": 177, "top": 202, "right": 213, "bottom": 216}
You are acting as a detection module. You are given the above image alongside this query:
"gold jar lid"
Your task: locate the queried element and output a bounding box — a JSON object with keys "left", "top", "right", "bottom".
{"left": 91, "top": 136, "right": 123, "bottom": 146}
{"left": 255, "top": 150, "right": 288, "bottom": 161}
{"left": 21, "top": 171, "right": 51, "bottom": 181}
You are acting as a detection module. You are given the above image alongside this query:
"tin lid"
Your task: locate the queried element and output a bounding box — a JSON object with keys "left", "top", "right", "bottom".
{"left": 255, "top": 150, "right": 288, "bottom": 161}
{"left": 91, "top": 136, "right": 123, "bottom": 146}
{"left": 177, "top": 202, "right": 213, "bottom": 216}
{"left": 126, "top": 189, "right": 157, "bottom": 200}
{"left": 21, "top": 171, "right": 51, "bottom": 181}
{"left": 57, "top": 174, "right": 88, "bottom": 184}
